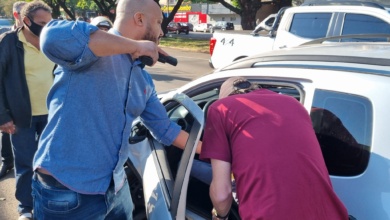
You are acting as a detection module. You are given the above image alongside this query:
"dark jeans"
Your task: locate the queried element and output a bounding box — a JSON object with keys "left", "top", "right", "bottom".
{"left": 1, "top": 131, "right": 13, "bottom": 165}
{"left": 11, "top": 115, "right": 47, "bottom": 215}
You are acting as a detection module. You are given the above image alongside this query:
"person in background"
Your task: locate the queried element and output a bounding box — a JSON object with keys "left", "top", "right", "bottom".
{"left": 0, "top": 1, "right": 54, "bottom": 219}
{"left": 91, "top": 16, "right": 113, "bottom": 32}
{"left": 200, "top": 77, "right": 348, "bottom": 220}
{"left": 32, "top": 0, "right": 200, "bottom": 218}
{"left": 0, "top": 1, "right": 27, "bottom": 181}
{"left": 0, "top": 1, "right": 26, "bottom": 34}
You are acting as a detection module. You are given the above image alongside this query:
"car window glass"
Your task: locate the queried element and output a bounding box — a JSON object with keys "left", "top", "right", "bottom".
{"left": 341, "top": 14, "right": 390, "bottom": 42}
{"left": 289, "top": 13, "right": 331, "bottom": 38}
{"left": 311, "top": 90, "right": 372, "bottom": 176}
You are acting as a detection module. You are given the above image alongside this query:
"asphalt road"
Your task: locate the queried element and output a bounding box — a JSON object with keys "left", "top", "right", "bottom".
{"left": 0, "top": 47, "right": 213, "bottom": 220}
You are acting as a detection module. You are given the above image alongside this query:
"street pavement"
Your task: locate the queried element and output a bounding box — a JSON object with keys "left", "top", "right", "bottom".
{"left": 0, "top": 47, "right": 213, "bottom": 220}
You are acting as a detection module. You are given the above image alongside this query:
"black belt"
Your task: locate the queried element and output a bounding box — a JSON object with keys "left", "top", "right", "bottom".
{"left": 35, "top": 171, "right": 68, "bottom": 189}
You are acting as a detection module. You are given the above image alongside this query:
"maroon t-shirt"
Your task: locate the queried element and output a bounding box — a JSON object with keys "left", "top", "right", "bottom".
{"left": 200, "top": 89, "right": 348, "bottom": 220}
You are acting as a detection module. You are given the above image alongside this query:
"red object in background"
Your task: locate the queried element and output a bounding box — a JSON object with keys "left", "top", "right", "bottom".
{"left": 209, "top": 37, "right": 216, "bottom": 56}
{"left": 173, "top": 12, "right": 207, "bottom": 24}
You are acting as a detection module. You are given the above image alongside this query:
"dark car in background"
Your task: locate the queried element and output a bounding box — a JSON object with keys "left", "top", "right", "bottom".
{"left": 167, "top": 22, "right": 189, "bottom": 34}
{"left": 212, "top": 21, "right": 234, "bottom": 32}
{"left": 181, "top": 22, "right": 193, "bottom": 31}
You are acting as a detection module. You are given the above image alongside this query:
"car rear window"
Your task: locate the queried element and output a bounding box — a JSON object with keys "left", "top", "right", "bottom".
{"left": 311, "top": 89, "right": 372, "bottom": 176}
{"left": 341, "top": 13, "right": 390, "bottom": 42}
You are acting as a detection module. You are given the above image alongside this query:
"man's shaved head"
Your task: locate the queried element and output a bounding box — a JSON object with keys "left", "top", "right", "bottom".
{"left": 116, "top": 0, "right": 159, "bottom": 18}
{"left": 114, "top": 0, "right": 163, "bottom": 41}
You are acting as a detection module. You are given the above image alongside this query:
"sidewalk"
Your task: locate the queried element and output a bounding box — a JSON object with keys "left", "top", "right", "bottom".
{"left": 0, "top": 171, "right": 18, "bottom": 220}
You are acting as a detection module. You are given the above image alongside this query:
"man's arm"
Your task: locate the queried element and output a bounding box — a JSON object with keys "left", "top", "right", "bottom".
{"left": 172, "top": 130, "right": 202, "bottom": 154}
{"left": 210, "top": 159, "right": 232, "bottom": 218}
{"left": 40, "top": 20, "right": 159, "bottom": 67}
{"left": 88, "top": 29, "right": 158, "bottom": 62}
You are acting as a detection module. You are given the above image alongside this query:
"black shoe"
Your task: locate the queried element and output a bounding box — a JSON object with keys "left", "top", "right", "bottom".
{"left": 0, "top": 163, "right": 14, "bottom": 179}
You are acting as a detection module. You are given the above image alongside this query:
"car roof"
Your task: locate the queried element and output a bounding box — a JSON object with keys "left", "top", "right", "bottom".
{"left": 218, "top": 42, "right": 390, "bottom": 76}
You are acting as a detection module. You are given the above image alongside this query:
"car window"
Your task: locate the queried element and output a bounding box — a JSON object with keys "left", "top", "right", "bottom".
{"left": 341, "top": 14, "right": 390, "bottom": 42}
{"left": 289, "top": 13, "right": 332, "bottom": 38}
{"left": 311, "top": 90, "right": 372, "bottom": 176}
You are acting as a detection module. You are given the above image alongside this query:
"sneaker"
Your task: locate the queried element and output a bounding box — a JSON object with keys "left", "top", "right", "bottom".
{"left": 18, "top": 212, "right": 32, "bottom": 220}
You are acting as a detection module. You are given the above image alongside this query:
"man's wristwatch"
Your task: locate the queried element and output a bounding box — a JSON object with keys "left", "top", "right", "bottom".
{"left": 212, "top": 208, "right": 229, "bottom": 220}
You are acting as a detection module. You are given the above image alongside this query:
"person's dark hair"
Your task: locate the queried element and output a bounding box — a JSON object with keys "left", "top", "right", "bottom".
{"left": 20, "top": 0, "right": 52, "bottom": 20}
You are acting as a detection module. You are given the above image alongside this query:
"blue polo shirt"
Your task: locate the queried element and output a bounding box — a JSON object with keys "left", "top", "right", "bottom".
{"left": 33, "top": 20, "right": 181, "bottom": 194}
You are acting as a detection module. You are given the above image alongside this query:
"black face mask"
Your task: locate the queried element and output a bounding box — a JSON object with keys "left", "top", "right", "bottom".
{"left": 24, "top": 17, "right": 44, "bottom": 37}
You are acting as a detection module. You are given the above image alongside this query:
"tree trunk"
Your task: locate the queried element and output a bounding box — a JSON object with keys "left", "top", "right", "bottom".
{"left": 240, "top": 0, "right": 262, "bottom": 30}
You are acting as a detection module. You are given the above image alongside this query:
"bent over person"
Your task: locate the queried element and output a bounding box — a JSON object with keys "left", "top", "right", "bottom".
{"left": 33, "top": 0, "right": 197, "bottom": 219}
{"left": 200, "top": 77, "right": 349, "bottom": 220}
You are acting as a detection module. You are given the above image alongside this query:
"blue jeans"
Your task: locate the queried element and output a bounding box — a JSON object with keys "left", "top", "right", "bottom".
{"left": 11, "top": 115, "right": 47, "bottom": 214}
{"left": 32, "top": 173, "right": 134, "bottom": 220}
{"left": 191, "top": 159, "right": 212, "bottom": 185}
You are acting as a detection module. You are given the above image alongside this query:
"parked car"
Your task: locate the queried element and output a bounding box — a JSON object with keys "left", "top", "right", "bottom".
{"left": 193, "top": 23, "right": 213, "bottom": 33}
{"left": 126, "top": 38, "right": 390, "bottom": 220}
{"left": 167, "top": 22, "right": 189, "bottom": 34}
{"left": 212, "top": 21, "right": 234, "bottom": 32}
{"left": 210, "top": 2, "right": 390, "bottom": 69}
{"left": 0, "top": 18, "right": 12, "bottom": 29}
{"left": 181, "top": 22, "right": 193, "bottom": 31}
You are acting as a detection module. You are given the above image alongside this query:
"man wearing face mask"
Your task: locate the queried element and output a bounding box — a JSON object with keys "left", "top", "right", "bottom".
{"left": 0, "top": 1, "right": 54, "bottom": 219}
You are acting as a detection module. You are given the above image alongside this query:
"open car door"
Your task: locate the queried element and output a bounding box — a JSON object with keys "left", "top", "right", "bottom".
{"left": 127, "top": 92, "right": 204, "bottom": 219}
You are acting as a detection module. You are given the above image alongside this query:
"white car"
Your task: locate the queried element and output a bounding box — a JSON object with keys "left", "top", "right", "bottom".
{"left": 193, "top": 23, "right": 213, "bottom": 33}
{"left": 127, "top": 38, "right": 390, "bottom": 219}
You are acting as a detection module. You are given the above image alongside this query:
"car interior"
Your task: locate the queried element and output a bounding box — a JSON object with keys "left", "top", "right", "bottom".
{"left": 125, "top": 78, "right": 370, "bottom": 219}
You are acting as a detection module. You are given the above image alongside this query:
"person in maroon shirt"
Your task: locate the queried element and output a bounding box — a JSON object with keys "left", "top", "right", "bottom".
{"left": 200, "top": 77, "right": 348, "bottom": 220}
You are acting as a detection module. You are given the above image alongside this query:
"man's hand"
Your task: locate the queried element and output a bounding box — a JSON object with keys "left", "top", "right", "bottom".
{"left": 132, "top": 40, "right": 159, "bottom": 65}
{"left": 0, "top": 121, "right": 16, "bottom": 134}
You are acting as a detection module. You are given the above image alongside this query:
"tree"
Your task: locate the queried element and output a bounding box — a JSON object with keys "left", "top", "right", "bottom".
{"left": 161, "top": 0, "right": 185, "bottom": 34}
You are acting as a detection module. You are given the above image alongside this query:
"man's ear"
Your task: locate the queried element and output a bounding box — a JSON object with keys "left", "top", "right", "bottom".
{"left": 13, "top": 11, "right": 19, "bottom": 20}
{"left": 22, "top": 16, "right": 30, "bottom": 26}
{"left": 134, "top": 12, "right": 144, "bottom": 26}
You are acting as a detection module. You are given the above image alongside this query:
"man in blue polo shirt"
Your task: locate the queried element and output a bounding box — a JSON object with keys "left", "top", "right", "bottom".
{"left": 32, "top": 0, "right": 193, "bottom": 219}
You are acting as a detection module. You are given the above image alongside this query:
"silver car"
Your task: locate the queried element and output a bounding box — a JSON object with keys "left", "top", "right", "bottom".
{"left": 127, "top": 38, "right": 390, "bottom": 219}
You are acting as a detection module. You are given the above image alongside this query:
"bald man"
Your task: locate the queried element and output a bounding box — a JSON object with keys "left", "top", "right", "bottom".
{"left": 32, "top": 0, "right": 192, "bottom": 218}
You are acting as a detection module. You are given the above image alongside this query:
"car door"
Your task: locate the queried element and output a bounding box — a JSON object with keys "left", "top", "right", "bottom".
{"left": 128, "top": 92, "right": 204, "bottom": 219}
{"left": 273, "top": 12, "right": 337, "bottom": 49}
{"left": 333, "top": 12, "right": 390, "bottom": 41}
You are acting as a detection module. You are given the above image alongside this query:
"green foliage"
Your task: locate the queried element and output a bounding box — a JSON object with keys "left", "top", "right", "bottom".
{"left": 160, "top": 36, "right": 209, "bottom": 53}
{"left": 231, "top": 0, "right": 241, "bottom": 9}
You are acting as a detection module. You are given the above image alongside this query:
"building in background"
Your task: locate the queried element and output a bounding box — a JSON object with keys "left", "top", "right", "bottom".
{"left": 159, "top": 0, "right": 279, "bottom": 30}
